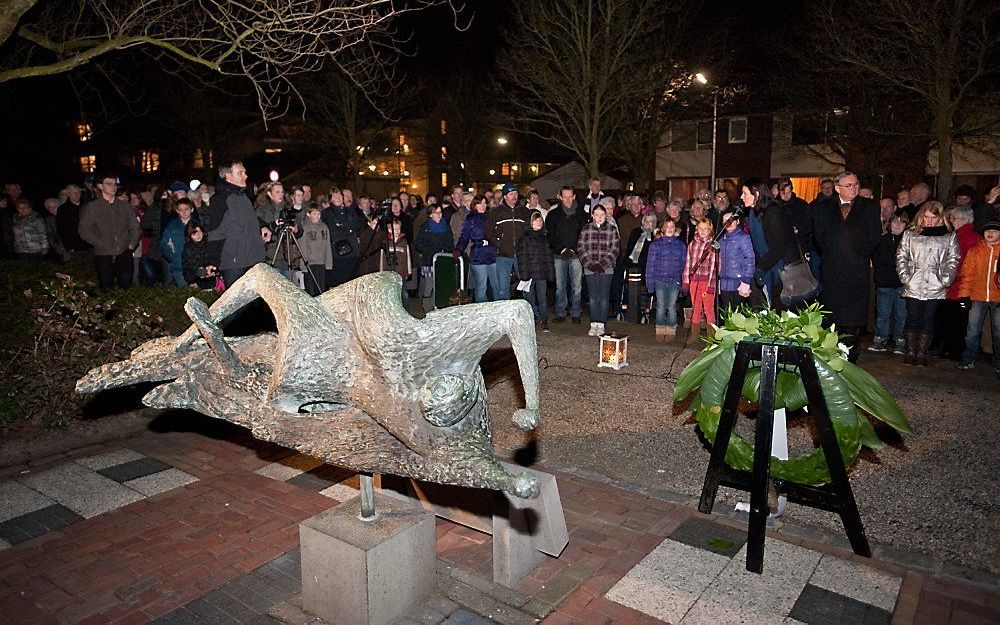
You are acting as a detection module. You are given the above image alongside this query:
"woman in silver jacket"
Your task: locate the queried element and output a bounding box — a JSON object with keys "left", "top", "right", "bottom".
{"left": 895, "top": 200, "right": 960, "bottom": 365}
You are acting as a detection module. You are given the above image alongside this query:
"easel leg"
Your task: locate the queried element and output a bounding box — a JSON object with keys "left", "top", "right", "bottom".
{"left": 699, "top": 345, "right": 754, "bottom": 514}
{"left": 746, "top": 344, "right": 779, "bottom": 573}
{"left": 796, "top": 353, "right": 872, "bottom": 557}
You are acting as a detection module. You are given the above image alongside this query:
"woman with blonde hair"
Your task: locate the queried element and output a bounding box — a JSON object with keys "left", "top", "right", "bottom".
{"left": 895, "top": 200, "right": 960, "bottom": 365}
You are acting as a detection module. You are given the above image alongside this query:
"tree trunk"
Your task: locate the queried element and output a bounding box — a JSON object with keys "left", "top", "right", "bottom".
{"left": 935, "top": 114, "right": 954, "bottom": 202}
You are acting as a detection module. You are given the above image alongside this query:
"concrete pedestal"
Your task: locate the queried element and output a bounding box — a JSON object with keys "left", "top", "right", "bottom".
{"left": 300, "top": 493, "right": 435, "bottom": 625}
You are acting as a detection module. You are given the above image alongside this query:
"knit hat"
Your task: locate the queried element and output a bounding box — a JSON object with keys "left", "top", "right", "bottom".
{"left": 501, "top": 182, "right": 518, "bottom": 195}
{"left": 168, "top": 181, "right": 187, "bottom": 193}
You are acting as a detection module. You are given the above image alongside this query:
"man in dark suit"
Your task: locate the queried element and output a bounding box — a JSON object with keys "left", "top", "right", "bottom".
{"left": 812, "top": 171, "right": 883, "bottom": 363}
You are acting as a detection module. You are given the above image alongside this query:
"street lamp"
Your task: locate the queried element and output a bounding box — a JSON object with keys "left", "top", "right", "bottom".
{"left": 695, "top": 72, "right": 718, "bottom": 194}
{"left": 497, "top": 136, "right": 509, "bottom": 146}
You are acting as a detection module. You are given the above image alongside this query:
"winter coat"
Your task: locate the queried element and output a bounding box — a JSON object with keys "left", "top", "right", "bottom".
{"left": 485, "top": 201, "right": 530, "bottom": 258}
{"left": 182, "top": 240, "right": 215, "bottom": 289}
{"left": 624, "top": 228, "right": 653, "bottom": 281}
{"left": 872, "top": 232, "right": 904, "bottom": 288}
{"left": 576, "top": 221, "right": 619, "bottom": 275}
{"left": 516, "top": 229, "right": 556, "bottom": 281}
{"left": 79, "top": 197, "right": 140, "bottom": 256}
{"left": 895, "top": 226, "right": 960, "bottom": 301}
{"left": 380, "top": 237, "right": 412, "bottom": 279}
{"left": 450, "top": 205, "right": 470, "bottom": 248}
{"left": 956, "top": 240, "right": 1000, "bottom": 303}
{"left": 414, "top": 219, "right": 455, "bottom": 267}
{"left": 616, "top": 211, "right": 643, "bottom": 257}
{"left": 545, "top": 202, "right": 589, "bottom": 257}
{"left": 356, "top": 227, "right": 383, "bottom": 276}
{"left": 812, "top": 195, "right": 882, "bottom": 326}
{"left": 781, "top": 193, "right": 815, "bottom": 254}
{"left": 456, "top": 211, "right": 497, "bottom": 265}
{"left": 322, "top": 205, "right": 365, "bottom": 260}
{"left": 205, "top": 180, "right": 252, "bottom": 265}
{"left": 645, "top": 235, "right": 686, "bottom": 292}
{"left": 56, "top": 201, "right": 87, "bottom": 250}
{"left": 296, "top": 220, "right": 334, "bottom": 269}
{"left": 718, "top": 228, "right": 755, "bottom": 292}
{"left": 12, "top": 212, "right": 48, "bottom": 255}
{"left": 160, "top": 218, "right": 191, "bottom": 272}
{"left": 683, "top": 236, "right": 718, "bottom": 289}
{"left": 44, "top": 213, "right": 70, "bottom": 262}
{"left": 754, "top": 204, "right": 799, "bottom": 273}
{"left": 947, "top": 223, "right": 981, "bottom": 299}
{"left": 206, "top": 190, "right": 266, "bottom": 270}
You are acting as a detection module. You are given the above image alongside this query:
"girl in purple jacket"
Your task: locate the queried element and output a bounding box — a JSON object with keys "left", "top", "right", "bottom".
{"left": 645, "top": 219, "right": 687, "bottom": 340}
{"left": 717, "top": 209, "right": 756, "bottom": 318}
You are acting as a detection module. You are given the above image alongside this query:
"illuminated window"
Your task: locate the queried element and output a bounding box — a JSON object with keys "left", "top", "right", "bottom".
{"left": 265, "top": 147, "right": 282, "bottom": 154}
{"left": 441, "top": 172, "right": 448, "bottom": 188}
{"left": 140, "top": 151, "right": 160, "bottom": 173}
{"left": 501, "top": 163, "right": 510, "bottom": 176}
{"left": 440, "top": 146, "right": 447, "bottom": 160}
{"left": 440, "top": 119, "right": 447, "bottom": 135}
{"left": 77, "top": 122, "right": 92, "bottom": 142}
{"left": 399, "top": 160, "right": 406, "bottom": 171}
{"left": 398, "top": 134, "right": 406, "bottom": 147}
{"left": 193, "top": 149, "right": 204, "bottom": 169}
{"left": 79, "top": 155, "right": 96, "bottom": 173}
{"left": 530, "top": 164, "right": 539, "bottom": 174}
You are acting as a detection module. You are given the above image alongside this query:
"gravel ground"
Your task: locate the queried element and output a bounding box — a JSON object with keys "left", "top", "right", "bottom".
{"left": 486, "top": 320, "right": 1000, "bottom": 577}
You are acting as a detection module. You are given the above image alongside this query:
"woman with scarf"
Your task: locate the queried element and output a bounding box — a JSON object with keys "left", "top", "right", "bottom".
{"left": 415, "top": 204, "right": 455, "bottom": 313}
{"left": 624, "top": 213, "right": 657, "bottom": 322}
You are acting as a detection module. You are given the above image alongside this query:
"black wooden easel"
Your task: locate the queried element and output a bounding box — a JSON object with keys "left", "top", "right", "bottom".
{"left": 698, "top": 339, "right": 871, "bottom": 574}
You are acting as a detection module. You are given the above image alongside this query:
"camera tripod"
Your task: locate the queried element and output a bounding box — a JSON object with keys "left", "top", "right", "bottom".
{"left": 269, "top": 221, "right": 322, "bottom": 295}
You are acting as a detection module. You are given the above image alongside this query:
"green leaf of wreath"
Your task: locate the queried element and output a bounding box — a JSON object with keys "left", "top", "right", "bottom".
{"left": 838, "top": 362, "right": 913, "bottom": 434}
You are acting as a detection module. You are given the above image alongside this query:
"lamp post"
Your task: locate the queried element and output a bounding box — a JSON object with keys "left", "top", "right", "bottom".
{"left": 695, "top": 72, "right": 718, "bottom": 193}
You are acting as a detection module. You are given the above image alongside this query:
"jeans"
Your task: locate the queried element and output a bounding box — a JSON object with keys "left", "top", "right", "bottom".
{"left": 962, "top": 301, "right": 1000, "bottom": 366}
{"left": 494, "top": 256, "right": 517, "bottom": 300}
{"left": 470, "top": 263, "right": 498, "bottom": 303}
{"left": 654, "top": 282, "right": 681, "bottom": 326}
{"left": 553, "top": 256, "right": 583, "bottom": 318}
{"left": 139, "top": 257, "right": 161, "bottom": 286}
{"left": 524, "top": 279, "right": 548, "bottom": 321}
{"left": 874, "top": 287, "right": 907, "bottom": 340}
{"left": 169, "top": 269, "right": 187, "bottom": 287}
{"left": 904, "top": 298, "right": 940, "bottom": 333}
{"left": 585, "top": 272, "right": 612, "bottom": 323}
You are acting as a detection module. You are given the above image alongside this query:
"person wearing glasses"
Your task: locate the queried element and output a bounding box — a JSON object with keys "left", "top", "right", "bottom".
{"left": 811, "top": 171, "right": 882, "bottom": 362}
{"left": 78, "top": 173, "right": 140, "bottom": 288}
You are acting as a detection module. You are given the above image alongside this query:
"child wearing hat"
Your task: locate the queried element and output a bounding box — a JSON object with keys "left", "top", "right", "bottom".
{"left": 956, "top": 218, "right": 1000, "bottom": 372}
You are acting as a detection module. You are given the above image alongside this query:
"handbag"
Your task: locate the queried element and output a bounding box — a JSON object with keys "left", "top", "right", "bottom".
{"left": 778, "top": 240, "right": 820, "bottom": 306}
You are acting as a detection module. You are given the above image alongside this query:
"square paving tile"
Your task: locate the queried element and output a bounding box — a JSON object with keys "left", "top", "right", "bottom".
{"left": 0, "top": 480, "right": 56, "bottom": 522}
{"left": 0, "top": 504, "right": 85, "bottom": 545}
{"left": 98, "top": 457, "right": 172, "bottom": 483}
{"left": 606, "top": 538, "right": 731, "bottom": 623}
{"left": 788, "top": 584, "right": 891, "bottom": 625}
{"left": 318, "top": 482, "right": 360, "bottom": 502}
{"left": 680, "top": 540, "right": 822, "bottom": 624}
{"left": 807, "top": 555, "right": 901, "bottom": 612}
{"left": 75, "top": 448, "right": 145, "bottom": 470}
{"left": 124, "top": 468, "right": 199, "bottom": 496}
{"left": 253, "top": 453, "right": 323, "bottom": 481}
{"left": 19, "top": 462, "right": 144, "bottom": 518}
{"left": 669, "top": 516, "right": 747, "bottom": 557}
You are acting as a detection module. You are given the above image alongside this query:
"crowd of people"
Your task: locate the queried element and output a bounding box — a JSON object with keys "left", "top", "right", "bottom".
{"left": 2, "top": 164, "right": 998, "bottom": 373}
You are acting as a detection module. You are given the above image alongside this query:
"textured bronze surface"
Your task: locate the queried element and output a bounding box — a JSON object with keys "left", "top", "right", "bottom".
{"left": 77, "top": 265, "right": 542, "bottom": 498}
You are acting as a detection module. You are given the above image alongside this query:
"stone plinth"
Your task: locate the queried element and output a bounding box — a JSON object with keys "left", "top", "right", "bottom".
{"left": 300, "top": 493, "right": 435, "bottom": 625}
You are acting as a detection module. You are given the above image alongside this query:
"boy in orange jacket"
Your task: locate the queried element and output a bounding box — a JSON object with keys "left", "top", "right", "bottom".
{"left": 957, "top": 218, "right": 1000, "bottom": 371}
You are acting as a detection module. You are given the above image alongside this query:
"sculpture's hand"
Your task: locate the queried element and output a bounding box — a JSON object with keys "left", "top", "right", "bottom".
{"left": 513, "top": 408, "right": 539, "bottom": 431}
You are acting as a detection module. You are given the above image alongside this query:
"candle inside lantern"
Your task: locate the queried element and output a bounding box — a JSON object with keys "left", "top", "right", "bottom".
{"left": 598, "top": 333, "right": 629, "bottom": 370}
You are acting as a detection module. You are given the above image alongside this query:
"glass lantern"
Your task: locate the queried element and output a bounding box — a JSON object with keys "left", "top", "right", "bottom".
{"left": 599, "top": 333, "right": 628, "bottom": 370}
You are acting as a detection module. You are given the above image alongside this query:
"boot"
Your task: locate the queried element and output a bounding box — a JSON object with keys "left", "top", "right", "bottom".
{"left": 664, "top": 324, "right": 677, "bottom": 337}
{"left": 596, "top": 322, "right": 605, "bottom": 336}
{"left": 655, "top": 324, "right": 669, "bottom": 342}
{"left": 588, "top": 322, "right": 600, "bottom": 337}
{"left": 683, "top": 307, "right": 693, "bottom": 329}
{"left": 916, "top": 332, "right": 932, "bottom": 366}
{"left": 903, "top": 330, "right": 917, "bottom": 365}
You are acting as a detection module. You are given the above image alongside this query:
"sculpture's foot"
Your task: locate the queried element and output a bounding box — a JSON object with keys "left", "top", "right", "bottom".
{"left": 513, "top": 408, "right": 540, "bottom": 431}
{"left": 512, "top": 472, "right": 540, "bottom": 499}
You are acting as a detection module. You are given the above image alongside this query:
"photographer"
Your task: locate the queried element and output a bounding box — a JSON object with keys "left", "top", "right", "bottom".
{"left": 255, "top": 181, "right": 299, "bottom": 278}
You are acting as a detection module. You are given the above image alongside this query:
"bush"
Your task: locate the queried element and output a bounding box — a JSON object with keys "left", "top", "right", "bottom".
{"left": 0, "top": 259, "right": 217, "bottom": 431}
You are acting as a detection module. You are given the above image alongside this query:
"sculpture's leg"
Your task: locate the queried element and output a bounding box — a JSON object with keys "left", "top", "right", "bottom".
{"left": 174, "top": 264, "right": 344, "bottom": 352}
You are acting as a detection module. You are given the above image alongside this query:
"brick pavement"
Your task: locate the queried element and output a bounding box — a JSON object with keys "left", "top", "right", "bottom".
{"left": 0, "top": 424, "right": 997, "bottom": 624}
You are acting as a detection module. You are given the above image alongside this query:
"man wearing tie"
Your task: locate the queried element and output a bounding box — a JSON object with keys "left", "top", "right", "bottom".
{"left": 812, "top": 171, "right": 882, "bottom": 362}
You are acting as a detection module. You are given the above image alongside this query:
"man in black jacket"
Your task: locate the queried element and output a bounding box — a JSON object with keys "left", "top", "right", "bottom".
{"left": 777, "top": 178, "right": 818, "bottom": 277}
{"left": 812, "top": 171, "right": 882, "bottom": 362}
{"left": 484, "top": 182, "right": 529, "bottom": 300}
{"left": 322, "top": 188, "right": 365, "bottom": 288}
{"left": 206, "top": 161, "right": 271, "bottom": 286}
{"left": 545, "top": 186, "right": 589, "bottom": 323}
